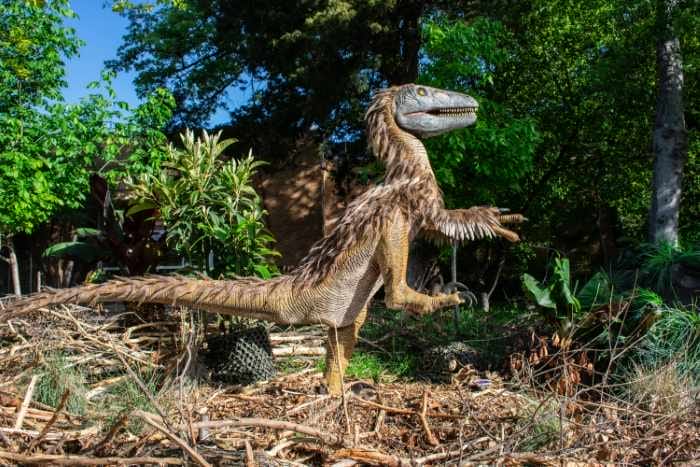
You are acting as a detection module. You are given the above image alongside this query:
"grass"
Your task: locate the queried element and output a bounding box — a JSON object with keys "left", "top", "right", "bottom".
{"left": 33, "top": 352, "right": 162, "bottom": 434}
{"left": 312, "top": 304, "right": 532, "bottom": 384}
{"left": 34, "top": 352, "right": 89, "bottom": 416}
{"left": 277, "top": 357, "right": 315, "bottom": 374}
{"left": 620, "top": 304, "right": 700, "bottom": 382}
{"left": 97, "top": 368, "right": 160, "bottom": 434}
{"left": 615, "top": 304, "right": 700, "bottom": 411}
{"left": 514, "top": 397, "right": 561, "bottom": 451}
{"left": 314, "top": 350, "right": 417, "bottom": 383}
{"left": 622, "top": 360, "right": 697, "bottom": 414}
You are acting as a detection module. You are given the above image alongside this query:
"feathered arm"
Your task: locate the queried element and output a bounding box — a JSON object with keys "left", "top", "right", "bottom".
{"left": 421, "top": 206, "right": 525, "bottom": 244}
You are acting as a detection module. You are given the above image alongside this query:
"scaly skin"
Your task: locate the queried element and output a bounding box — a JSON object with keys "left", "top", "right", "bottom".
{"left": 2, "top": 84, "right": 524, "bottom": 395}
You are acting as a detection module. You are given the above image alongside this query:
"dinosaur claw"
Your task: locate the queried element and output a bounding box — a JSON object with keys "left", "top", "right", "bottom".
{"left": 458, "top": 290, "right": 477, "bottom": 308}
{"left": 444, "top": 281, "right": 476, "bottom": 308}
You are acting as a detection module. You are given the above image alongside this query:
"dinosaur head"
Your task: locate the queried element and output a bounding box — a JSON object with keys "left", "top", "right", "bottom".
{"left": 393, "top": 84, "right": 478, "bottom": 138}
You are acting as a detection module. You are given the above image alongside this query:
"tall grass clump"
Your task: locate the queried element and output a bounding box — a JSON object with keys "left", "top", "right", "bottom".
{"left": 616, "top": 305, "right": 699, "bottom": 412}
{"left": 98, "top": 369, "right": 161, "bottom": 434}
{"left": 636, "top": 242, "right": 700, "bottom": 301}
{"left": 34, "top": 352, "right": 88, "bottom": 415}
{"left": 630, "top": 305, "right": 699, "bottom": 381}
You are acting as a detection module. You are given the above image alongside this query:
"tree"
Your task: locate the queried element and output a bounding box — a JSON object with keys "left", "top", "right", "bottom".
{"left": 0, "top": 0, "right": 81, "bottom": 294}
{"left": 108, "top": 0, "right": 508, "bottom": 154}
{"left": 649, "top": 0, "right": 688, "bottom": 246}
{"left": 414, "top": 0, "right": 698, "bottom": 279}
{"left": 0, "top": 0, "right": 174, "bottom": 294}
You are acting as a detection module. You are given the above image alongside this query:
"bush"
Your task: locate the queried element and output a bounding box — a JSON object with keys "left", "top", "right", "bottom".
{"left": 129, "top": 130, "right": 279, "bottom": 278}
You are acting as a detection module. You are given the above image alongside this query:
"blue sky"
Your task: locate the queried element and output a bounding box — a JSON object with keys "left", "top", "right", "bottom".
{"left": 63, "top": 1, "right": 138, "bottom": 105}
{"left": 63, "top": 1, "right": 233, "bottom": 125}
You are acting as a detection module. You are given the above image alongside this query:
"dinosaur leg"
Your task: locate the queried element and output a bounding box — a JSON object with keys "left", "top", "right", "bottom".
{"left": 378, "top": 213, "right": 462, "bottom": 315}
{"left": 324, "top": 307, "right": 368, "bottom": 395}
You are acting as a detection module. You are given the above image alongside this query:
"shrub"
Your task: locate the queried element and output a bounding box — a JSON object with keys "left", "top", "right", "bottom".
{"left": 129, "top": 130, "right": 279, "bottom": 278}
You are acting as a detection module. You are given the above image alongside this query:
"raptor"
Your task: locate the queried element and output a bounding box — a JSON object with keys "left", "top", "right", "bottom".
{"left": 3, "top": 84, "right": 524, "bottom": 394}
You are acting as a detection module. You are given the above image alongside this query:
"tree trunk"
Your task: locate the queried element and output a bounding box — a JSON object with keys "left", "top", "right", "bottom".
{"left": 1, "top": 237, "right": 22, "bottom": 296}
{"left": 649, "top": 0, "right": 687, "bottom": 246}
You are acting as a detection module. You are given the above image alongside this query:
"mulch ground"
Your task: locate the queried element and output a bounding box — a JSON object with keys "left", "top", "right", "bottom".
{"left": 0, "top": 303, "right": 697, "bottom": 466}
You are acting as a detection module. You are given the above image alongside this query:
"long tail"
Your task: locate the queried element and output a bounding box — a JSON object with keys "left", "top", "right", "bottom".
{"left": 1, "top": 274, "right": 294, "bottom": 324}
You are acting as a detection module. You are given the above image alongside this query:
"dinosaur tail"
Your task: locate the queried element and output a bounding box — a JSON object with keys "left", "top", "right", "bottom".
{"left": 1, "top": 274, "right": 295, "bottom": 324}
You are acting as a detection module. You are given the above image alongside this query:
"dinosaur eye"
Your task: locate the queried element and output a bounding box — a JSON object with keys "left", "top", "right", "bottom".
{"left": 417, "top": 87, "right": 426, "bottom": 96}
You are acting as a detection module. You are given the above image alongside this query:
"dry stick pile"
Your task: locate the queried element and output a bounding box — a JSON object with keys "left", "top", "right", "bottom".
{"left": 0, "top": 303, "right": 697, "bottom": 466}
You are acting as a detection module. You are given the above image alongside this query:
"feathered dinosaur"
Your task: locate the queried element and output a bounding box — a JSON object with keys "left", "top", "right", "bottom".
{"left": 2, "top": 84, "right": 524, "bottom": 394}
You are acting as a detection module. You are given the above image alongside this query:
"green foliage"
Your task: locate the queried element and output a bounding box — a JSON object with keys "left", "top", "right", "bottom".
{"left": 43, "top": 238, "right": 111, "bottom": 264}
{"left": 315, "top": 349, "right": 417, "bottom": 384}
{"left": 130, "top": 130, "right": 279, "bottom": 277}
{"left": 515, "top": 398, "right": 560, "bottom": 451}
{"left": 420, "top": 17, "right": 539, "bottom": 207}
{"left": 98, "top": 371, "right": 160, "bottom": 434}
{"left": 522, "top": 256, "right": 665, "bottom": 343}
{"left": 522, "top": 257, "right": 581, "bottom": 335}
{"left": 0, "top": 1, "right": 174, "bottom": 239}
{"left": 42, "top": 175, "right": 164, "bottom": 276}
{"left": 630, "top": 305, "right": 700, "bottom": 382}
{"left": 106, "top": 0, "right": 502, "bottom": 155}
{"left": 637, "top": 242, "right": 700, "bottom": 298}
{"left": 616, "top": 305, "right": 699, "bottom": 413}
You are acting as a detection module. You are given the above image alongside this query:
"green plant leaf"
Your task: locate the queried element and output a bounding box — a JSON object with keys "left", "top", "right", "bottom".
{"left": 42, "top": 241, "right": 110, "bottom": 262}
{"left": 522, "top": 273, "right": 556, "bottom": 309}
{"left": 125, "top": 200, "right": 157, "bottom": 217}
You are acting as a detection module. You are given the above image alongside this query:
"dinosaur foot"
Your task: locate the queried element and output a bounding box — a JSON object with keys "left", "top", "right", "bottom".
{"left": 444, "top": 281, "right": 477, "bottom": 308}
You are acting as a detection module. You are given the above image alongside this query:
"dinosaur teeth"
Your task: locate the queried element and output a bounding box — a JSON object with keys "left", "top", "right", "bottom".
{"left": 434, "top": 107, "right": 477, "bottom": 117}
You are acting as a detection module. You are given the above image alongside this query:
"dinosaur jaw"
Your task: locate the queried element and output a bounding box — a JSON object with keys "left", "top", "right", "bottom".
{"left": 394, "top": 84, "right": 479, "bottom": 138}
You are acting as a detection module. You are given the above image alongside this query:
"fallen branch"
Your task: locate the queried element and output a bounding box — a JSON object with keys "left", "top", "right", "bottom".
{"left": 0, "top": 451, "right": 183, "bottom": 465}
{"left": 82, "top": 411, "right": 130, "bottom": 455}
{"left": 244, "top": 439, "right": 255, "bottom": 467}
{"left": 24, "top": 390, "right": 69, "bottom": 453}
{"left": 191, "top": 417, "right": 346, "bottom": 446}
{"left": 333, "top": 436, "right": 493, "bottom": 466}
{"left": 419, "top": 391, "right": 439, "bottom": 447}
{"left": 0, "top": 425, "right": 100, "bottom": 441}
{"left": 272, "top": 345, "right": 326, "bottom": 357}
{"left": 133, "top": 410, "right": 212, "bottom": 467}
{"left": 349, "top": 394, "right": 461, "bottom": 419}
{"left": 14, "top": 374, "right": 39, "bottom": 429}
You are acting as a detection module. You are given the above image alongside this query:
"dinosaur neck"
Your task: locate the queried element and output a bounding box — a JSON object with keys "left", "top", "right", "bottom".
{"left": 366, "top": 89, "right": 445, "bottom": 210}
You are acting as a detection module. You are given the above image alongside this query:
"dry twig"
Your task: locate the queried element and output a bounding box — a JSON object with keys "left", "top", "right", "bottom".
{"left": 0, "top": 451, "right": 184, "bottom": 465}
{"left": 14, "top": 374, "right": 39, "bottom": 429}
{"left": 133, "top": 410, "right": 212, "bottom": 467}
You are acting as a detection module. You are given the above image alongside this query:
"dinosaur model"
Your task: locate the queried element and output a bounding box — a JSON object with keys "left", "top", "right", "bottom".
{"left": 3, "top": 84, "right": 523, "bottom": 394}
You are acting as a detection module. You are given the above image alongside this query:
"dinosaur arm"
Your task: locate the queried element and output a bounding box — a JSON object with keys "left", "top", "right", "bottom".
{"left": 422, "top": 206, "right": 524, "bottom": 244}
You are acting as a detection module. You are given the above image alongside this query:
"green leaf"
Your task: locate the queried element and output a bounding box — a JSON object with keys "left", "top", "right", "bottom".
{"left": 125, "top": 200, "right": 157, "bottom": 217}
{"left": 42, "top": 241, "right": 109, "bottom": 263}
{"left": 577, "top": 271, "right": 613, "bottom": 310}
{"left": 522, "top": 273, "right": 556, "bottom": 309}
{"left": 74, "top": 227, "right": 103, "bottom": 238}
